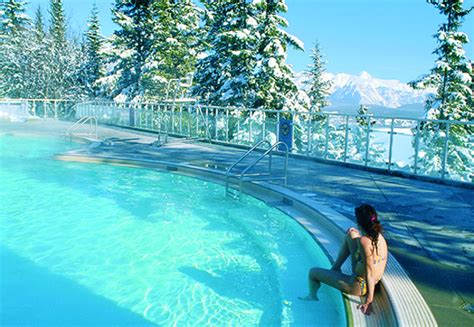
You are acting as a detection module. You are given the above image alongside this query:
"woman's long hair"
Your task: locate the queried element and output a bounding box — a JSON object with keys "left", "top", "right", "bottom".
{"left": 355, "top": 204, "right": 383, "bottom": 255}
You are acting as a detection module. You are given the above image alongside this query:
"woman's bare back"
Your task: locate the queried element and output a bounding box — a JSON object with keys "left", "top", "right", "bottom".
{"left": 355, "top": 234, "right": 388, "bottom": 282}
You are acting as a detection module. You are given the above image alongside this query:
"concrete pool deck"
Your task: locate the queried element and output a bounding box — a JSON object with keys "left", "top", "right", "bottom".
{"left": 2, "top": 119, "right": 473, "bottom": 325}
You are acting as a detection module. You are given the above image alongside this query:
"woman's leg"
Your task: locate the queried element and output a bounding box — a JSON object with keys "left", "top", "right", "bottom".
{"left": 332, "top": 228, "right": 361, "bottom": 272}
{"left": 302, "top": 228, "right": 361, "bottom": 300}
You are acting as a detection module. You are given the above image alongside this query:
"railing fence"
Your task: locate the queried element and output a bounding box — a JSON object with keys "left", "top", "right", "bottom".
{"left": 1, "top": 99, "right": 472, "bottom": 184}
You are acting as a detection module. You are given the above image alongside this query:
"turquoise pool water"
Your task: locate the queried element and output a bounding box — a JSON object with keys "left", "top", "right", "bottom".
{"left": 0, "top": 135, "right": 346, "bottom": 326}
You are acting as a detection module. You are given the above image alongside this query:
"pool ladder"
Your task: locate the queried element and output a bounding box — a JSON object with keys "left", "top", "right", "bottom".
{"left": 65, "top": 116, "right": 98, "bottom": 140}
{"left": 225, "top": 140, "right": 289, "bottom": 199}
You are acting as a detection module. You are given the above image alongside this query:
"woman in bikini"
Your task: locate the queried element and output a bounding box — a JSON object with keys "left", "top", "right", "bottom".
{"left": 301, "top": 204, "right": 388, "bottom": 315}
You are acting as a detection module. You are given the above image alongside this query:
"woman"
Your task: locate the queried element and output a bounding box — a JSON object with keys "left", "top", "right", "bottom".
{"left": 301, "top": 204, "right": 388, "bottom": 315}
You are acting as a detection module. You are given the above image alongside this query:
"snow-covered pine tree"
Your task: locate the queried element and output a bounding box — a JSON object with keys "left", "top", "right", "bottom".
{"left": 214, "top": 0, "right": 259, "bottom": 107}
{"left": 49, "top": 0, "right": 66, "bottom": 47}
{"left": 301, "top": 41, "right": 332, "bottom": 155}
{"left": 252, "top": 0, "right": 304, "bottom": 111}
{"left": 192, "top": 0, "right": 259, "bottom": 107}
{"left": 39, "top": 0, "right": 86, "bottom": 99}
{"left": 410, "top": 0, "right": 473, "bottom": 181}
{"left": 143, "top": 0, "right": 201, "bottom": 99}
{"left": 0, "top": 0, "right": 31, "bottom": 97}
{"left": 108, "top": 0, "right": 155, "bottom": 101}
{"left": 33, "top": 5, "right": 45, "bottom": 42}
{"left": 306, "top": 41, "right": 332, "bottom": 112}
{"left": 83, "top": 4, "right": 104, "bottom": 98}
{"left": 347, "top": 104, "right": 385, "bottom": 166}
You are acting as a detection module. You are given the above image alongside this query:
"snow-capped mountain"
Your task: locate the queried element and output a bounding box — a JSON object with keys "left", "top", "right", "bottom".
{"left": 295, "top": 71, "right": 433, "bottom": 109}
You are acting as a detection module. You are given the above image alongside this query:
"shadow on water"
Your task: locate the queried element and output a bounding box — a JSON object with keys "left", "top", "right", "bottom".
{"left": 179, "top": 266, "right": 281, "bottom": 327}
{"left": 0, "top": 245, "right": 157, "bottom": 327}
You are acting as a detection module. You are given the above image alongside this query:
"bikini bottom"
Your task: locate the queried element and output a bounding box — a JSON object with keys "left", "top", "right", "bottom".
{"left": 355, "top": 276, "right": 367, "bottom": 296}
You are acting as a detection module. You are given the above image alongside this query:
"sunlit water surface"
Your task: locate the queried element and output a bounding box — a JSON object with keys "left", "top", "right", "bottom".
{"left": 0, "top": 135, "right": 346, "bottom": 326}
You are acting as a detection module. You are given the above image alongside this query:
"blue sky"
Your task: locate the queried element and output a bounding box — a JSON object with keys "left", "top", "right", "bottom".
{"left": 26, "top": 0, "right": 473, "bottom": 82}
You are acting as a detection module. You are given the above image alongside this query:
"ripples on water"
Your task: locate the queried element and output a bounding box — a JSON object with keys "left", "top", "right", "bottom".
{"left": 0, "top": 135, "right": 346, "bottom": 326}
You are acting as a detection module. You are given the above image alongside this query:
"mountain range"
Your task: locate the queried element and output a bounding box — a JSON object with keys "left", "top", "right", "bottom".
{"left": 295, "top": 71, "right": 433, "bottom": 118}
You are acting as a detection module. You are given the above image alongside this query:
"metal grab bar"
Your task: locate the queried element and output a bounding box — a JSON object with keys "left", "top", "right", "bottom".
{"left": 66, "top": 116, "right": 98, "bottom": 139}
{"left": 225, "top": 140, "right": 288, "bottom": 198}
{"left": 240, "top": 141, "right": 288, "bottom": 179}
{"left": 226, "top": 139, "right": 272, "bottom": 174}
{"left": 225, "top": 139, "right": 272, "bottom": 196}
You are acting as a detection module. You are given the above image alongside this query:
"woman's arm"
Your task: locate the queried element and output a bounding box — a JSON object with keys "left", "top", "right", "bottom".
{"left": 359, "top": 236, "right": 375, "bottom": 315}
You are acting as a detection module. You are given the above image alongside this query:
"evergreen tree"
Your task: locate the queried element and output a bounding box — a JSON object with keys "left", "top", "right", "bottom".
{"left": 45, "top": 0, "right": 83, "bottom": 99}
{"left": 0, "top": 0, "right": 31, "bottom": 97}
{"left": 49, "top": 0, "right": 66, "bottom": 48}
{"left": 33, "top": 5, "right": 45, "bottom": 42}
{"left": 192, "top": 0, "right": 259, "bottom": 107}
{"left": 0, "top": 0, "right": 30, "bottom": 40}
{"left": 305, "top": 41, "right": 332, "bottom": 111}
{"left": 252, "top": 0, "right": 304, "bottom": 111}
{"left": 108, "top": 0, "right": 155, "bottom": 101}
{"left": 410, "top": 0, "right": 473, "bottom": 181}
{"left": 145, "top": 0, "right": 201, "bottom": 99}
{"left": 83, "top": 4, "right": 104, "bottom": 97}
{"left": 214, "top": 0, "right": 259, "bottom": 107}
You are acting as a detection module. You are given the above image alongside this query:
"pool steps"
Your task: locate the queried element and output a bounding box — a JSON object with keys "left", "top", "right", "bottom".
{"left": 55, "top": 150, "right": 438, "bottom": 327}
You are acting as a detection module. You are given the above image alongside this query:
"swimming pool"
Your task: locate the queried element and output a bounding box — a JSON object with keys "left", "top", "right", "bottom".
{"left": 0, "top": 135, "right": 346, "bottom": 326}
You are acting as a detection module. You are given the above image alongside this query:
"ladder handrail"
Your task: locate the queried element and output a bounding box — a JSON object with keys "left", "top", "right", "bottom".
{"left": 66, "top": 116, "right": 97, "bottom": 139}
{"left": 239, "top": 141, "right": 288, "bottom": 183}
{"left": 225, "top": 141, "right": 289, "bottom": 198}
{"left": 226, "top": 139, "right": 272, "bottom": 176}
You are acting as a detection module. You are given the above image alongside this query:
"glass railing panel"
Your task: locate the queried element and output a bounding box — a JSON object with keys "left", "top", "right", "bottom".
{"left": 308, "top": 113, "right": 327, "bottom": 159}
{"left": 325, "top": 115, "right": 346, "bottom": 161}
{"left": 389, "top": 119, "right": 417, "bottom": 173}
{"left": 445, "top": 122, "right": 473, "bottom": 182}
{"left": 367, "top": 117, "right": 389, "bottom": 169}
{"left": 345, "top": 116, "right": 367, "bottom": 165}
{"left": 414, "top": 121, "right": 444, "bottom": 179}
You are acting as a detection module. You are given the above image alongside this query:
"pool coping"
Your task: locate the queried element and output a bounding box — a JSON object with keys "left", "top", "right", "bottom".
{"left": 54, "top": 147, "right": 438, "bottom": 327}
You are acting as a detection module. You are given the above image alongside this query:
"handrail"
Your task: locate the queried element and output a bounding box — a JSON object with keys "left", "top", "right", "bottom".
{"left": 66, "top": 116, "right": 97, "bottom": 139}
{"left": 225, "top": 140, "right": 288, "bottom": 198}
{"left": 7, "top": 99, "right": 473, "bottom": 184}
{"left": 226, "top": 139, "right": 272, "bottom": 175}
{"left": 225, "top": 139, "right": 272, "bottom": 195}
{"left": 240, "top": 141, "right": 289, "bottom": 183}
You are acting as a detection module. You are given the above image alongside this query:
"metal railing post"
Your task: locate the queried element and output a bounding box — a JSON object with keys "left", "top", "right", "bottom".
{"left": 151, "top": 104, "right": 155, "bottom": 130}
{"left": 179, "top": 104, "right": 183, "bottom": 135}
{"left": 364, "top": 116, "right": 371, "bottom": 167}
{"left": 343, "top": 115, "right": 349, "bottom": 162}
{"left": 225, "top": 109, "right": 229, "bottom": 142}
{"left": 237, "top": 112, "right": 241, "bottom": 142}
{"left": 441, "top": 122, "right": 450, "bottom": 179}
{"left": 43, "top": 100, "right": 48, "bottom": 118}
{"left": 195, "top": 105, "right": 199, "bottom": 137}
{"left": 414, "top": 121, "right": 421, "bottom": 175}
{"left": 307, "top": 113, "right": 312, "bottom": 156}
{"left": 388, "top": 118, "right": 395, "bottom": 171}
{"left": 215, "top": 109, "right": 218, "bottom": 140}
{"left": 171, "top": 104, "right": 175, "bottom": 133}
{"left": 291, "top": 112, "right": 295, "bottom": 154}
{"left": 187, "top": 105, "right": 191, "bottom": 137}
{"left": 205, "top": 106, "right": 209, "bottom": 139}
{"left": 276, "top": 111, "right": 280, "bottom": 143}
{"left": 249, "top": 110, "right": 252, "bottom": 143}
{"left": 324, "top": 116, "right": 330, "bottom": 159}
